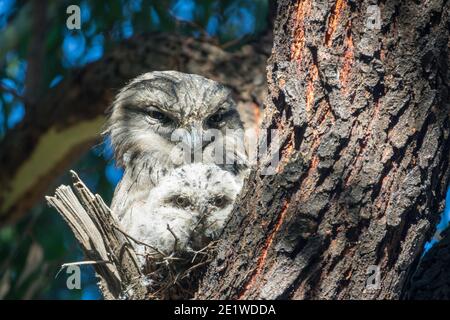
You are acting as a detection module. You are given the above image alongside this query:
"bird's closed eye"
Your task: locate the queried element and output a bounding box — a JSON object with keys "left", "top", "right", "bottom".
{"left": 123, "top": 104, "right": 173, "bottom": 124}
{"left": 208, "top": 113, "right": 224, "bottom": 123}
{"left": 147, "top": 108, "right": 172, "bottom": 124}
{"left": 207, "top": 109, "right": 236, "bottom": 126}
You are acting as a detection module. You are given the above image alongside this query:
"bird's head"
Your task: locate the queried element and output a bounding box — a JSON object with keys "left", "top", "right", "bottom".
{"left": 105, "top": 71, "right": 244, "bottom": 168}
{"left": 144, "top": 163, "right": 243, "bottom": 251}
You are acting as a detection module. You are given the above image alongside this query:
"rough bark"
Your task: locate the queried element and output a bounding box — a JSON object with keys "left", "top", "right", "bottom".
{"left": 0, "top": 32, "right": 270, "bottom": 226}
{"left": 197, "top": 0, "right": 450, "bottom": 299}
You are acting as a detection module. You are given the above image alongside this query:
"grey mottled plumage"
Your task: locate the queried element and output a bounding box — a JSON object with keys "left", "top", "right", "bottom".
{"left": 121, "top": 163, "right": 243, "bottom": 262}
{"left": 105, "top": 71, "right": 248, "bottom": 228}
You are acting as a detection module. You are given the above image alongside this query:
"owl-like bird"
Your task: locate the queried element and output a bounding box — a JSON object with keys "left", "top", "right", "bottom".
{"left": 121, "top": 163, "right": 243, "bottom": 263}
{"left": 105, "top": 71, "right": 248, "bottom": 223}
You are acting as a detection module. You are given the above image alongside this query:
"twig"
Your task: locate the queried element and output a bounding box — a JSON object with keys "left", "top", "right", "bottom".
{"left": 55, "top": 260, "right": 110, "bottom": 279}
{"left": 113, "top": 224, "right": 167, "bottom": 257}
{"left": 192, "top": 211, "right": 210, "bottom": 233}
{"left": 166, "top": 224, "right": 179, "bottom": 252}
{"left": 189, "top": 241, "right": 217, "bottom": 263}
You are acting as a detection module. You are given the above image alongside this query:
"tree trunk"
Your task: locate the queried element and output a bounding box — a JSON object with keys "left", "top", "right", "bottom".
{"left": 197, "top": 0, "right": 450, "bottom": 299}
{"left": 0, "top": 32, "right": 270, "bottom": 226}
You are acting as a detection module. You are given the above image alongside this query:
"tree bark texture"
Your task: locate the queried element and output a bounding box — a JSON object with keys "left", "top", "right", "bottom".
{"left": 197, "top": 0, "right": 449, "bottom": 299}
{"left": 0, "top": 32, "right": 270, "bottom": 226}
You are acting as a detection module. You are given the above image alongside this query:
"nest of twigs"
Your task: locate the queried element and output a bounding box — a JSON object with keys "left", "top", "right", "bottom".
{"left": 139, "top": 243, "right": 217, "bottom": 299}
{"left": 47, "top": 171, "right": 218, "bottom": 300}
{"left": 122, "top": 229, "right": 218, "bottom": 300}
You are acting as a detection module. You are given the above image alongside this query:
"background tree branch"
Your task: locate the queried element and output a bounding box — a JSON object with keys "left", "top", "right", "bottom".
{"left": 24, "top": 0, "right": 48, "bottom": 109}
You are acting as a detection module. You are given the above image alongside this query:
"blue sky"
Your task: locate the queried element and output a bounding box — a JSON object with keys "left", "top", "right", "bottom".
{"left": 0, "top": 0, "right": 15, "bottom": 29}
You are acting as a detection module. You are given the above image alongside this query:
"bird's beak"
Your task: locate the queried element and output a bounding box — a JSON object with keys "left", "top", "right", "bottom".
{"left": 174, "top": 123, "right": 204, "bottom": 163}
{"left": 198, "top": 204, "right": 211, "bottom": 217}
{"left": 189, "top": 124, "right": 205, "bottom": 153}
{"left": 192, "top": 204, "right": 212, "bottom": 231}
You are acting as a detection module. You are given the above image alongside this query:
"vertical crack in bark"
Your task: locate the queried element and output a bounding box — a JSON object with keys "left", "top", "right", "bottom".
{"left": 306, "top": 63, "right": 319, "bottom": 112}
{"left": 237, "top": 201, "right": 290, "bottom": 299}
{"left": 290, "top": 0, "right": 312, "bottom": 62}
{"left": 339, "top": 21, "right": 354, "bottom": 92}
{"left": 344, "top": 100, "right": 382, "bottom": 187}
{"left": 325, "top": 0, "right": 347, "bottom": 47}
{"left": 275, "top": 133, "right": 295, "bottom": 173}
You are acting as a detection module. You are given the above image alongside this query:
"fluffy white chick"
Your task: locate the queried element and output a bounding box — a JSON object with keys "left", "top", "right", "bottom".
{"left": 121, "top": 163, "right": 243, "bottom": 264}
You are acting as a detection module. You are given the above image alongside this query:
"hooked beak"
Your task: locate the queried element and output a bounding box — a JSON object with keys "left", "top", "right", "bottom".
{"left": 189, "top": 125, "right": 205, "bottom": 152}
{"left": 179, "top": 124, "right": 212, "bottom": 161}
